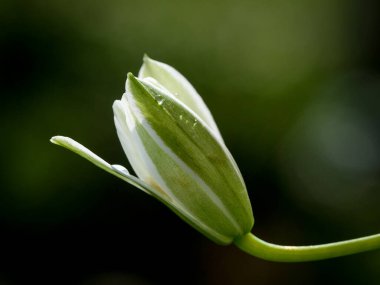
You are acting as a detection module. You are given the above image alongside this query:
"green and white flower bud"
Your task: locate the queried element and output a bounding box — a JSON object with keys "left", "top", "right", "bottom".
{"left": 51, "top": 57, "right": 380, "bottom": 260}
{"left": 113, "top": 72, "right": 253, "bottom": 244}
{"left": 51, "top": 57, "right": 254, "bottom": 245}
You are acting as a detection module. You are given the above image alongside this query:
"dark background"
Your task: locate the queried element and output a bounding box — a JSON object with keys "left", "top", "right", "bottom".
{"left": 1, "top": 0, "right": 380, "bottom": 284}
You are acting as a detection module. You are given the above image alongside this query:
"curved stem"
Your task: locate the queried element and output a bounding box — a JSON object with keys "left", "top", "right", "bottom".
{"left": 234, "top": 232, "right": 380, "bottom": 262}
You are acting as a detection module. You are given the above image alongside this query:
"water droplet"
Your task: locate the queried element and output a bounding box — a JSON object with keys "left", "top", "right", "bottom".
{"left": 157, "top": 98, "right": 165, "bottom": 106}
{"left": 179, "top": 115, "right": 183, "bottom": 120}
{"left": 112, "top": 164, "right": 130, "bottom": 175}
{"left": 154, "top": 94, "right": 165, "bottom": 106}
{"left": 192, "top": 121, "right": 198, "bottom": 128}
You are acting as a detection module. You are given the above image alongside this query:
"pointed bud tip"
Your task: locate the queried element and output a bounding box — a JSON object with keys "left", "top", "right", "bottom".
{"left": 127, "top": 72, "right": 135, "bottom": 80}
{"left": 127, "top": 72, "right": 141, "bottom": 87}
{"left": 143, "top": 53, "right": 151, "bottom": 62}
{"left": 126, "top": 72, "right": 145, "bottom": 93}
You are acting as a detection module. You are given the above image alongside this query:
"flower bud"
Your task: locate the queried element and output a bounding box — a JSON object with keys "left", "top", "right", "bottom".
{"left": 51, "top": 57, "right": 254, "bottom": 245}
{"left": 52, "top": 57, "right": 380, "bottom": 260}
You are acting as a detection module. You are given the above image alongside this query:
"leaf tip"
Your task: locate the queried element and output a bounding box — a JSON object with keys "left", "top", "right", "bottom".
{"left": 50, "top": 135, "right": 63, "bottom": 145}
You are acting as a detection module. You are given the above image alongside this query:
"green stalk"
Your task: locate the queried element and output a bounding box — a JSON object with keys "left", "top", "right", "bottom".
{"left": 234, "top": 232, "right": 380, "bottom": 262}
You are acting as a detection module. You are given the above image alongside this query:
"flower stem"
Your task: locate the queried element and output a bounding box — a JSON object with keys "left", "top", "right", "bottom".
{"left": 234, "top": 232, "right": 380, "bottom": 262}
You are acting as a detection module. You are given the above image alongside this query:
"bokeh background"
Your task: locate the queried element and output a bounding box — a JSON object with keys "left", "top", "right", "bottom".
{"left": 1, "top": 0, "right": 380, "bottom": 284}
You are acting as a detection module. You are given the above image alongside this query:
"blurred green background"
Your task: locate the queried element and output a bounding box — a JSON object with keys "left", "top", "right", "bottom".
{"left": 1, "top": 0, "right": 379, "bottom": 284}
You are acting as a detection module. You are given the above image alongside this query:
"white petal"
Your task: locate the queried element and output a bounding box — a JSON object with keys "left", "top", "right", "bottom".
{"left": 113, "top": 99, "right": 150, "bottom": 181}
{"left": 114, "top": 95, "right": 177, "bottom": 200}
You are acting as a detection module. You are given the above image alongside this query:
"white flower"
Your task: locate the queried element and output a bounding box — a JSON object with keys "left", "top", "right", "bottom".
{"left": 51, "top": 56, "right": 253, "bottom": 245}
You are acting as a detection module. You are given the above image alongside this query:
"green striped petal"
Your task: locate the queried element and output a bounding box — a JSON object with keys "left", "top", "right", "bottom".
{"left": 120, "top": 73, "right": 254, "bottom": 244}
{"left": 138, "top": 55, "right": 223, "bottom": 143}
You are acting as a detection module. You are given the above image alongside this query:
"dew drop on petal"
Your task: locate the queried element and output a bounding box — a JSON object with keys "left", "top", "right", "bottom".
{"left": 157, "top": 98, "right": 165, "bottom": 106}
{"left": 112, "top": 164, "right": 130, "bottom": 175}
